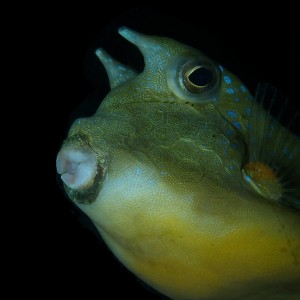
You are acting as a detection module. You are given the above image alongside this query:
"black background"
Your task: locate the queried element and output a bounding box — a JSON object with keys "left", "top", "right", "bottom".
{"left": 35, "top": 3, "right": 298, "bottom": 299}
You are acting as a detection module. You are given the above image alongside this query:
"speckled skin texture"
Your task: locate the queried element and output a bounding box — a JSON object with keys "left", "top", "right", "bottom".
{"left": 57, "top": 28, "right": 300, "bottom": 299}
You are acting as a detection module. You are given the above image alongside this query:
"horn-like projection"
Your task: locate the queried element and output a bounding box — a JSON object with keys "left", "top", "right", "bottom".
{"left": 95, "top": 48, "right": 137, "bottom": 89}
{"left": 118, "top": 26, "right": 165, "bottom": 69}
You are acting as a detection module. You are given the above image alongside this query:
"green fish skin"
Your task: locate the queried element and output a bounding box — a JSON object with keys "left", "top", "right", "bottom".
{"left": 56, "top": 27, "right": 300, "bottom": 300}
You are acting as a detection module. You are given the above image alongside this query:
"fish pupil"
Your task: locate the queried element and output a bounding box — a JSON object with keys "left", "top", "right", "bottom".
{"left": 188, "top": 66, "right": 212, "bottom": 87}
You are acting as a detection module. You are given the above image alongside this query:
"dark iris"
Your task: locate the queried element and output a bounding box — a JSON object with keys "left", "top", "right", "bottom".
{"left": 188, "top": 67, "right": 213, "bottom": 87}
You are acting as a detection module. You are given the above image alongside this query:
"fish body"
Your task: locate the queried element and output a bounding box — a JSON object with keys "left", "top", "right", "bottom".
{"left": 56, "top": 28, "right": 300, "bottom": 299}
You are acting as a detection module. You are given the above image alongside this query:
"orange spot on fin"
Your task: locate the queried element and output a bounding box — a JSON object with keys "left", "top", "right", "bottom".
{"left": 244, "top": 162, "right": 277, "bottom": 181}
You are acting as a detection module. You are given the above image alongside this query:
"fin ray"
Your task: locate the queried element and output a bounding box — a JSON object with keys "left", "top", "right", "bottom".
{"left": 243, "top": 83, "right": 300, "bottom": 210}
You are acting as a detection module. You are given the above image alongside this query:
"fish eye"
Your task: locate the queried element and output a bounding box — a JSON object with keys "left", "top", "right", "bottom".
{"left": 167, "top": 56, "right": 221, "bottom": 104}
{"left": 184, "top": 65, "right": 214, "bottom": 92}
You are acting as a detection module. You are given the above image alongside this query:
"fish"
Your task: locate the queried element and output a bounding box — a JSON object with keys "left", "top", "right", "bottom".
{"left": 56, "top": 27, "right": 300, "bottom": 299}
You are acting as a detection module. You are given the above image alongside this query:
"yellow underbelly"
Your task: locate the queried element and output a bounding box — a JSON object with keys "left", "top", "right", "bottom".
{"left": 95, "top": 205, "right": 300, "bottom": 300}
{"left": 79, "top": 164, "right": 300, "bottom": 299}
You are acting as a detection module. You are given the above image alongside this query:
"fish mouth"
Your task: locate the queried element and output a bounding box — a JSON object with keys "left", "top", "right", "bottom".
{"left": 56, "top": 147, "right": 100, "bottom": 191}
{"left": 56, "top": 133, "right": 108, "bottom": 204}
